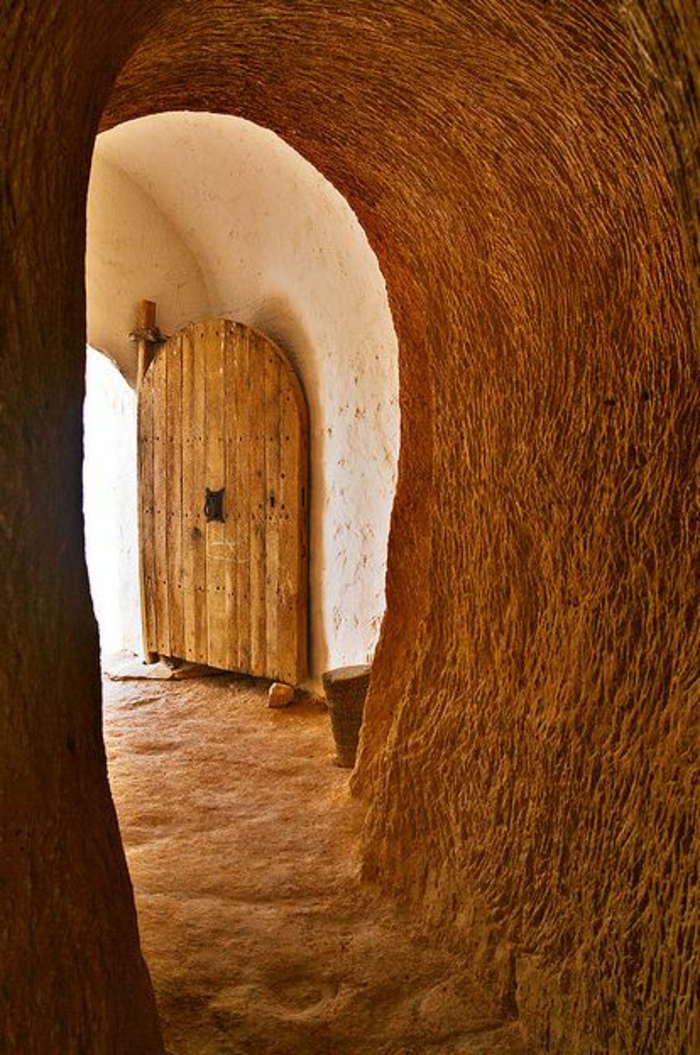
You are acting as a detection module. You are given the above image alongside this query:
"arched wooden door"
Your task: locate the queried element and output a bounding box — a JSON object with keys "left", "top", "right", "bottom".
{"left": 138, "top": 318, "right": 309, "bottom": 684}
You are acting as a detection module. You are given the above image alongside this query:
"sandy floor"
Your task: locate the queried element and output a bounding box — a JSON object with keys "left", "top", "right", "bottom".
{"left": 103, "top": 674, "right": 530, "bottom": 1055}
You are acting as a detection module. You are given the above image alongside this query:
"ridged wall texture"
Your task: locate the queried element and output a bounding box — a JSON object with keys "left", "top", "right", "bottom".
{"left": 1, "top": 1, "right": 697, "bottom": 1052}
{"left": 1, "top": 4, "right": 169, "bottom": 1052}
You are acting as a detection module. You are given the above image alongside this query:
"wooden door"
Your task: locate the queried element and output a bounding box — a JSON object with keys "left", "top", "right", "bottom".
{"left": 138, "top": 318, "right": 309, "bottom": 684}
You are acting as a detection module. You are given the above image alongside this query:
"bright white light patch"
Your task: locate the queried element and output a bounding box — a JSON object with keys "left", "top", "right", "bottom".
{"left": 83, "top": 347, "right": 142, "bottom": 657}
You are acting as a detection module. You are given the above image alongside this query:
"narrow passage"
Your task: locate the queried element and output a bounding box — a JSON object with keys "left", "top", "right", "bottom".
{"left": 104, "top": 674, "right": 529, "bottom": 1055}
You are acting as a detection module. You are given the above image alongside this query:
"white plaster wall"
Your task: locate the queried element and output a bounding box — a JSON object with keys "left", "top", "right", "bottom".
{"left": 88, "top": 112, "right": 399, "bottom": 683}
{"left": 86, "top": 154, "right": 210, "bottom": 382}
{"left": 83, "top": 347, "right": 141, "bottom": 656}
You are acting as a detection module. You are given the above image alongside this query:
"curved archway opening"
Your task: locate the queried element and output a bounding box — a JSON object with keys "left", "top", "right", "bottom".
{"left": 6, "top": 3, "right": 697, "bottom": 1053}
{"left": 81, "top": 109, "right": 444, "bottom": 1055}
{"left": 87, "top": 110, "right": 400, "bottom": 685}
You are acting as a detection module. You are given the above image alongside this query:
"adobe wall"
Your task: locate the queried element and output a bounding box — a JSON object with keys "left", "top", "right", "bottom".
{"left": 1, "top": 2, "right": 697, "bottom": 1052}
{"left": 0, "top": 4, "right": 168, "bottom": 1052}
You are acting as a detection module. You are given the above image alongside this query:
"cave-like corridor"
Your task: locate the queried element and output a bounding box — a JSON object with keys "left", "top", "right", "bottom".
{"left": 2, "top": 3, "right": 698, "bottom": 1054}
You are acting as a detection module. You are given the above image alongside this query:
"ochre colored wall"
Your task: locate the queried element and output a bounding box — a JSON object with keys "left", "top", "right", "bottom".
{"left": 0, "top": 4, "right": 168, "bottom": 1052}
{"left": 1, "top": 2, "right": 697, "bottom": 1053}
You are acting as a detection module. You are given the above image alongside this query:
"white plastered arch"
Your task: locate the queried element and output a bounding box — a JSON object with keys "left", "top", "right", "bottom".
{"left": 86, "top": 111, "right": 399, "bottom": 684}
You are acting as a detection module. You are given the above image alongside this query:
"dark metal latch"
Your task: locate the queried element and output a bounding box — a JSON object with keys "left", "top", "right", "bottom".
{"left": 204, "top": 487, "right": 225, "bottom": 523}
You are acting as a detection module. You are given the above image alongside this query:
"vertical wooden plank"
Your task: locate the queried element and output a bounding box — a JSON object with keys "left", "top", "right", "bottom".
{"left": 222, "top": 322, "right": 239, "bottom": 672}
{"left": 136, "top": 300, "right": 158, "bottom": 661}
{"left": 181, "top": 324, "right": 208, "bottom": 664}
{"left": 264, "top": 346, "right": 281, "bottom": 678}
{"left": 152, "top": 348, "right": 170, "bottom": 656}
{"left": 249, "top": 330, "right": 268, "bottom": 675}
{"left": 297, "top": 388, "right": 310, "bottom": 683}
{"left": 137, "top": 365, "right": 158, "bottom": 656}
{"left": 166, "top": 333, "right": 184, "bottom": 659}
{"left": 193, "top": 323, "right": 209, "bottom": 664}
{"left": 234, "top": 325, "right": 251, "bottom": 673}
{"left": 204, "top": 319, "right": 227, "bottom": 669}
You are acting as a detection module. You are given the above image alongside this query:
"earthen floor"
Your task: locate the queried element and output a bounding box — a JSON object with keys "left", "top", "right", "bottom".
{"left": 103, "top": 673, "right": 530, "bottom": 1055}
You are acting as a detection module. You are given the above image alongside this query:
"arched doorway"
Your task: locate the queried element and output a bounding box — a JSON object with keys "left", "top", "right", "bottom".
{"left": 87, "top": 111, "right": 400, "bottom": 686}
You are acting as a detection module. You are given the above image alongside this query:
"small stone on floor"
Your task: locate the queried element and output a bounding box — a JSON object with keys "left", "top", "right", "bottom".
{"left": 268, "top": 681, "right": 295, "bottom": 708}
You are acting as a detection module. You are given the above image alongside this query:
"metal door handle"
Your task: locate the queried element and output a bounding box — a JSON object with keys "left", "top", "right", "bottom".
{"left": 204, "top": 487, "right": 225, "bottom": 522}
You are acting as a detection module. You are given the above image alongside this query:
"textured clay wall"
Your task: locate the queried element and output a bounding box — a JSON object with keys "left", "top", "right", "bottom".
{"left": 1, "top": 5, "right": 167, "bottom": 1052}
{"left": 1, "top": 2, "right": 697, "bottom": 1053}
{"left": 90, "top": 113, "right": 399, "bottom": 682}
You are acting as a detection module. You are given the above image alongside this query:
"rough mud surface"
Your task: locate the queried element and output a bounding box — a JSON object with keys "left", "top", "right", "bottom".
{"left": 104, "top": 674, "right": 529, "bottom": 1055}
{"left": 3, "top": 2, "right": 699, "bottom": 1051}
